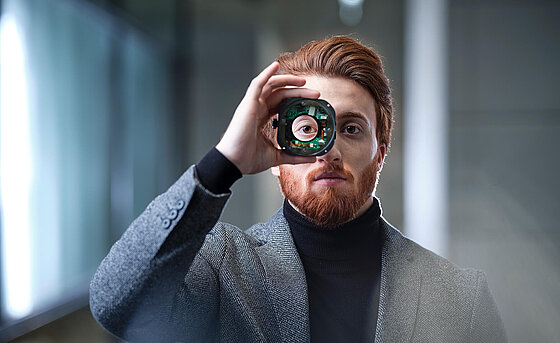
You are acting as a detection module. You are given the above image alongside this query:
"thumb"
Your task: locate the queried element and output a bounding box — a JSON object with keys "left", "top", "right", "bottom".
{"left": 275, "top": 151, "right": 316, "bottom": 166}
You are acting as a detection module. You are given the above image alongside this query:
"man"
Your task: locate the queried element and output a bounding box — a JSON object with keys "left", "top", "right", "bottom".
{"left": 90, "top": 36, "right": 507, "bottom": 342}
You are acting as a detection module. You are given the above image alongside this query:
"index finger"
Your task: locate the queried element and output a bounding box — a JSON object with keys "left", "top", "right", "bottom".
{"left": 245, "top": 61, "right": 280, "bottom": 99}
{"left": 261, "top": 74, "right": 307, "bottom": 99}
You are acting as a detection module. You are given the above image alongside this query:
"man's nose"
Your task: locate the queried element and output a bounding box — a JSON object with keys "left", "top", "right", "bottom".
{"left": 317, "top": 142, "right": 342, "bottom": 163}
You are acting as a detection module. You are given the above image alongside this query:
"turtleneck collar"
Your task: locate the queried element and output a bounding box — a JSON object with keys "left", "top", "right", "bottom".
{"left": 283, "top": 197, "right": 383, "bottom": 261}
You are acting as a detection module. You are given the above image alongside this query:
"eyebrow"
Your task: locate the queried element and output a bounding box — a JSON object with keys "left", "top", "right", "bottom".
{"left": 337, "top": 111, "right": 371, "bottom": 127}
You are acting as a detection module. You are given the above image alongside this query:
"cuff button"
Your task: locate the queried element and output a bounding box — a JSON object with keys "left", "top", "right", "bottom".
{"left": 175, "top": 200, "right": 185, "bottom": 210}
{"left": 162, "top": 218, "right": 171, "bottom": 229}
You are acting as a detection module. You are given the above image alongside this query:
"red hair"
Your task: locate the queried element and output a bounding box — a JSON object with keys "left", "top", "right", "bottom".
{"left": 276, "top": 36, "right": 393, "bottom": 148}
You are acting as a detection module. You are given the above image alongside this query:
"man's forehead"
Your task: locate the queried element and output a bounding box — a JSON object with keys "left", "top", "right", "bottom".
{"left": 302, "top": 75, "right": 374, "bottom": 106}
{"left": 296, "top": 74, "right": 377, "bottom": 127}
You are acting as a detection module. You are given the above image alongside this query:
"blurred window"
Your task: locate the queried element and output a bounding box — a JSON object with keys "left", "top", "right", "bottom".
{"left": 0, "top": 0, "right": 176, "bottom": 335}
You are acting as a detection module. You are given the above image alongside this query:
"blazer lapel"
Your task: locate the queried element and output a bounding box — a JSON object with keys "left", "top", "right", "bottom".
{"left": 256, "top": 211, "right": 310, "bottom": 343}
{"left": 375, "top": 219, "right": 422, "bottom": 343}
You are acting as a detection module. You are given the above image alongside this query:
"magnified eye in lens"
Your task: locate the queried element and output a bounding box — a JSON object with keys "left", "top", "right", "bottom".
{"left": 292, "top": 115, "right": 318, "bottom": 142}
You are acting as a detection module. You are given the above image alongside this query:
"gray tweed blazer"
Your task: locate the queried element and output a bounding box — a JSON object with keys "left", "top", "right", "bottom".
{"left": 90, "top": 166, "right": 507, "bottom": 342}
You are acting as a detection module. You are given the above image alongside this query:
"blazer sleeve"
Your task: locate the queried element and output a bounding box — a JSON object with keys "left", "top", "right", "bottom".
{"left": 89, "top": 165, "right": 230, "bottom": 341}
{"left": 470, "top": 271, "right": 508, "bottom": 342}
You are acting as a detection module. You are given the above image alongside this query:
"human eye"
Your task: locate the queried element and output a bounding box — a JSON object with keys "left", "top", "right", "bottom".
{"left": 295, "top": 124, "right": 317, "bottom": 140}
{"left": 292, "top": 115, "right": 318, "bottom": 141}
{"left": 342, "top": 125, "right": 361, "bottom": 135}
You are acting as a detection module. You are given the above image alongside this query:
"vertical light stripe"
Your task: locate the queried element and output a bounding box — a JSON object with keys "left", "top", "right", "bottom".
{"left": 404, "top": 0, "right": 449, "bottom": 256}
{"left": 0, "top": 13, "right": 33, "bottom": 318}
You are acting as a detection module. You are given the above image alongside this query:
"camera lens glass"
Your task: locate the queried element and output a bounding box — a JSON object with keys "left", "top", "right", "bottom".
{"left": 291, "top": 115, "right": 318, "bottom": 142}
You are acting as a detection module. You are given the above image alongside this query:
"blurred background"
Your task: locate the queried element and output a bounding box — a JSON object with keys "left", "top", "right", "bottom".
{"left": 0, "top": 0, "right": 558, "bottom": 342}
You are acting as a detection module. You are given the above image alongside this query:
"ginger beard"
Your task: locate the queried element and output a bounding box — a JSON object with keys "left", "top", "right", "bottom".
{"left": 279, "top": 153, "right": 380, "bottom": 228}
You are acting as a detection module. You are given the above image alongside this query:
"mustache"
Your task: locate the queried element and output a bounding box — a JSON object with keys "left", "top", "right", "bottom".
{"left": 306, "top": 163, "right": 354, "bottom": 183}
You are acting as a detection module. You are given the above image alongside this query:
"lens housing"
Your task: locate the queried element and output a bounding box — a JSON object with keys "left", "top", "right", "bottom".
{"left": 275, "top": 98, "right": 336, "bottom": 156}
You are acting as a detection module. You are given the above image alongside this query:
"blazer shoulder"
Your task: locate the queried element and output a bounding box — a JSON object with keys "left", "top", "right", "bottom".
{"left": 244, "top": 209, "right": 285, "bottom": 244}
{"left": 383, "top": 221, "right": 506, "bottom": 341}
{"left": 244, "top": 222, "right": 272, "bottom": 244}
{"left": 384, "top": 220, "right": 480, "bottom": 285}
{"left": 208, "top": 220, "right": 267, "bottom": 245}
{"left": 405, "top": 237, "right": 507, "bottom": 342}
{"left": 198, "top": 220, "right": 267, "bottom": 268}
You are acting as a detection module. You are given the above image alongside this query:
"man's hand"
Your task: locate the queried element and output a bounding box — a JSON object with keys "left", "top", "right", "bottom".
{"left": 216, "top": 61, "right": 319, "bottom": 175}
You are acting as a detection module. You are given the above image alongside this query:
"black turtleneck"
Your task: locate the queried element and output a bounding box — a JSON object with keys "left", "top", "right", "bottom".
{"left": 284, "top": 199, "right": 383, "bottom": 343}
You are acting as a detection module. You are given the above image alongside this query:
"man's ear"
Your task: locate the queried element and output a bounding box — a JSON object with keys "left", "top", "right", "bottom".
{"left": 271, "top": 166, "right": 280, "bottom": 177}
{"left": 377, "top": 143, "right": 387, "bottom": 170}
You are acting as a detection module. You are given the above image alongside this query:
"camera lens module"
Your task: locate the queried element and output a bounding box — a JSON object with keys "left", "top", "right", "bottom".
{"left": 274, "top": 98, "right": 336, "bottom": 156}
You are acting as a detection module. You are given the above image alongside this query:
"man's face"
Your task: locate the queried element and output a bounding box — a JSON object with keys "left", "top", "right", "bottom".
{"left": 272, "top": 75, "right": 386, "bottom": 228}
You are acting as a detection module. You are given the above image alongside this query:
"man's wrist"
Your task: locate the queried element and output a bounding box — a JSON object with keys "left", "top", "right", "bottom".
{"left": 195, "top": 147, "right": 242, "bottom": 194}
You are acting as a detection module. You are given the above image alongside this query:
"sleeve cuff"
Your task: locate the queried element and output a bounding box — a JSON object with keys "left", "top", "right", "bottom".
{"left": 195, "top": 147, "right": 242, "bottom": 194}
